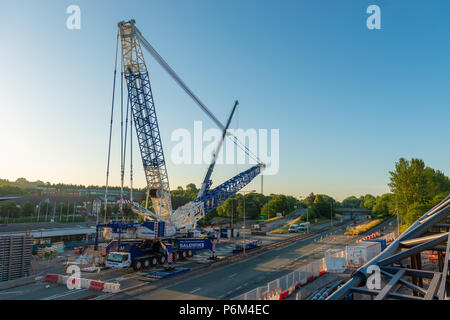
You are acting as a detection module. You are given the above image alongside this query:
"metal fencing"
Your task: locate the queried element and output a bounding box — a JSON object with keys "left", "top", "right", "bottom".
{"left": 379, "top": 232, "right": 396, "bottom": 242}
{"left": 232, "top": 258, "right": 326, "bottom": 300}
{"left": 232, "top": 231, "right": 398, "bottom": 300}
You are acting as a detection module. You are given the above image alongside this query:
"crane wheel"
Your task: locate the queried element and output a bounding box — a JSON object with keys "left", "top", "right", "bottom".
{"left": 182, "top": 251, "right": 187, "bottom": 259}
{"left": 151, "top": 257, "right": 158, "bottom": 266}
{"left": 144, "top": 259, "right": 151, "bottom": 269}
{"left": 187, "top": 250, "right": 193, "bottom": 257}
{"left": 175, "top": 252, "right": 180, "bottom": 261}
{"left": 134, "top": 261, "right": 143, "bottom": 270}
{"left": 160, "top": 255, "right": 166, "bottom": 264}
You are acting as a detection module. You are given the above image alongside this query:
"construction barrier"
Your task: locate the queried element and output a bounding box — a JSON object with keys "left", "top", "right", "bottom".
{"left": 81, "top": 278, "right": 92, "bottom": 289}
{"left": 44, "top": 274, "right": 58, "bottom": 283}
{"left": 103, "top": 282, "right": 120, "bottom": 293}
{"left": 232, "top": 258, "right": 326, "bottom": 300}
{"left": 43, "top": 273, "right": 120, "bottom": 293}
{"left": 89, "top": 280, "right": 105, "bottom": 291}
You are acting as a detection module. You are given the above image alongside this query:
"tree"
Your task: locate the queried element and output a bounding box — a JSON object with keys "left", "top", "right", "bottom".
{"left": 22, "top": 202, "right": 35, "bottom": 217}
{"left": 40, "top": 202, "right": 54, "bottom": 217}
{"left": 363, "top": 195, "right": 376, "bottom": 210}
{"left": 404, "top": 202, "right": 430, "bottom": 225}
{"left": 388, "top": 157, "right": 449, "bottom": 227}
{"left": 372, "top": 193, "right": 395, "bottom": 217}
{"left": 311, "top": 194, "right": 336, "bottom": 219}
{"left": 0, "top": 201, "right": 21, "bottom": 218}
{"left": 304, "top": 192, "right": 315, "bottom": 205}
{"left": 389, "top": 158, "right": 450, "bottom": 218}
{"left": 342, "top": 196, "right": 362, "bottom": 208}
{"left": 0, "top": 184, "right": 28, "bottom": 196}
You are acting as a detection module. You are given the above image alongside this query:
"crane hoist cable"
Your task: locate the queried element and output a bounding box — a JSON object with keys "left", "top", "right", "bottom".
{"left": 103, "top": 31, "right": 120, "bottom": 224}
{"left": 119, "top": 61, "right": 125, "bottom": 217}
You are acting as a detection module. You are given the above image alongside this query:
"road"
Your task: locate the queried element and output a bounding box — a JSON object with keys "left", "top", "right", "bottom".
{"left": 110, "top": 218, "right": 396, "bottom": 300}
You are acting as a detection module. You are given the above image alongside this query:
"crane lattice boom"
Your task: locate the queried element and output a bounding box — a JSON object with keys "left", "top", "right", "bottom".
{"left": 118, "top": 21, "right": 172, "bottom": 221}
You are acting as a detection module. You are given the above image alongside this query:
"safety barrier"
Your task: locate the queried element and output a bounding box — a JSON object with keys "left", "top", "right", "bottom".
{"left": 43, "top": 273, "right": 120, "bottom": 293}
{"left": 359, "top": 232, "right": 381, "bottom": 242}
{"left": 44, "top": 274, "right": 58, "bottom": 283}
{"left": 103, "top": 282, "right": 121, "bottom": 293}
{"left": 233, "top": 230, "right": 397, "bottom": 300}
{"left": 232, "top": 258, "right": 326, "bottom": 300}
{"left": 380, "top": 232, "right": 396, "bottom": 243}
{"left": 89, "top": 280, "right": 105, "bottom": 291}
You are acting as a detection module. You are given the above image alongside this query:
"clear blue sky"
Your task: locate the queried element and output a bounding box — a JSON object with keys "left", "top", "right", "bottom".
{"left": 0, "top": 1, "right": 449, "bottom": 201}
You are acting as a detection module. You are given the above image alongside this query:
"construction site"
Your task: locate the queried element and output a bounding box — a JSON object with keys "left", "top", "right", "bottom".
{"left": 1, "top": 3, "right": 450, "bottom": 316}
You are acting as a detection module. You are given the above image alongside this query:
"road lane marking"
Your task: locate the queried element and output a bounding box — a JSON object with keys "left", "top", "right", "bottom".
{"left": 228, "top": 273, "right": 238, "bottom": 278}
{"left": 190, "top": 287, "right": 201, "bottom": 294}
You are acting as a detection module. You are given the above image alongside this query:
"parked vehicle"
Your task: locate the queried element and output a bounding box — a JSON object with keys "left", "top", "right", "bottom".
{"left": 288, "top": 224, "right": 299, "bottom": 233}
{"left": 299, "top": 222, "right": 310, "bottom": 232}
{"left": 99, "top": 221, "right": 214, "bottom": 270}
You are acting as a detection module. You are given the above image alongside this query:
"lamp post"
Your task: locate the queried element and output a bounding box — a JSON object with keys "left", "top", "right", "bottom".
{"left": 330, "top": 198, "right": 333, "bottom": 227}
{"left": 241, "top": 190, "right": 255, "bottom": 254}
{"left": 396, "top": 204, "right": 400, "bottom": 236}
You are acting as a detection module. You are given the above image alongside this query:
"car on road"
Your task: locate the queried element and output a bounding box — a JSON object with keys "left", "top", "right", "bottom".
{"left": 288, "top": 224, "right": 299, "bottom": 233}
{"left": 299, "top": 222, "right": 310, "bottom": 232}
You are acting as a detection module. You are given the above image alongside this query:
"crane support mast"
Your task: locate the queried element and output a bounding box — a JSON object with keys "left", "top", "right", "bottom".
{"left": 118, "top": 20, "right": 172, "bottom": 221}
{"left": 198, "top": 100, "right": 239, "bottom": 199}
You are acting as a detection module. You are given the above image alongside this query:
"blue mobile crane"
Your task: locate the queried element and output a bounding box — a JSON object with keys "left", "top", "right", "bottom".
{"left": 96, "top": 20, "right": 264, "bottom": 269}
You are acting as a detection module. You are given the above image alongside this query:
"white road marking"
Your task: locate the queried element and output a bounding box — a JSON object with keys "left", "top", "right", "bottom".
{"left": 0, "top": 291, "right": 23, "bottom": 295}
{"left": 190, "top": 287, "right": 201, "bottom": 294}
{"left": 228, "top": 273, "right": 238, "bottom": 278}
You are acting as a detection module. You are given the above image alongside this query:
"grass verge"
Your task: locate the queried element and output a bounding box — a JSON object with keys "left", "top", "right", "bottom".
{"left": 344, "top": 219, "right": 383, "bottom": 235}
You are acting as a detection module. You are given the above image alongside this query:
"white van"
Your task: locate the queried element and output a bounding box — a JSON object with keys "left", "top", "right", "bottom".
{"left": 288, "top": 224, "right": 299, "bottom": 233}
{"left": 299, "top": 222, "right": 310, "bottom": 232}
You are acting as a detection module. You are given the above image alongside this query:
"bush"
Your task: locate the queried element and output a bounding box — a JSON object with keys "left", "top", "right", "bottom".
{"left": 344, "top": 219, "right": 383, "bottom": 236}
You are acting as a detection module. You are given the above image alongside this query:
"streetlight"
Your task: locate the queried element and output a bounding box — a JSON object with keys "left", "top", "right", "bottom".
{"left": 330, "top": 198, "right": 333, "bottom": 227}
{"left": 396, "top": 204, "right": 400, "bottom": 236}
{"left": 241, "top": 190, "right": 256, "bottom": 254}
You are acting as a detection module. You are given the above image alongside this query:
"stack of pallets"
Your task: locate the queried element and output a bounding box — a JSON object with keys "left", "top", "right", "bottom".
{"left": 36, "top": 246, "right": 59, "bottom": 260}
{"left": 0, "top": 234, "right": 33, "bottom": 282}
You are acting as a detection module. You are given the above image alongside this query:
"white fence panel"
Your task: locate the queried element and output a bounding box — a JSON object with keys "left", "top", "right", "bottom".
{"left": 244, "top": 288, "right": 258, "bottom": 300}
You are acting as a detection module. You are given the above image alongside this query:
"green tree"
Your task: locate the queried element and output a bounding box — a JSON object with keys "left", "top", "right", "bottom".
{"left": 388, "top": 157, "right": 449, "bottom": 227}
{"left": 0, "top": 184, "right": 28, "bottom": 196}
{"left": 363, "top": 195, "right": 377, "bottom": 210}
{"left": 22, "top": 202, "right": 35, "bottom": 217}
{"left": 342, "top": 196, "right": 362, "bottom": 208}
{"left": 0, "top": 201, "right": 21, "bottom": 218}
{"left": 372, "top": 193, "right": 395, "bottom": 217}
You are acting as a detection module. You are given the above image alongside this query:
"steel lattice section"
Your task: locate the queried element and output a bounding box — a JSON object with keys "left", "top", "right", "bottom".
{"left": 119, "top": 21, "right": 172, "bottom": 221}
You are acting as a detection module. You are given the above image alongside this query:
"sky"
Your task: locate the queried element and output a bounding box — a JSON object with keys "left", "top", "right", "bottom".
{"left": 0, "top": 0, "right": 449, "bottom": 201}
